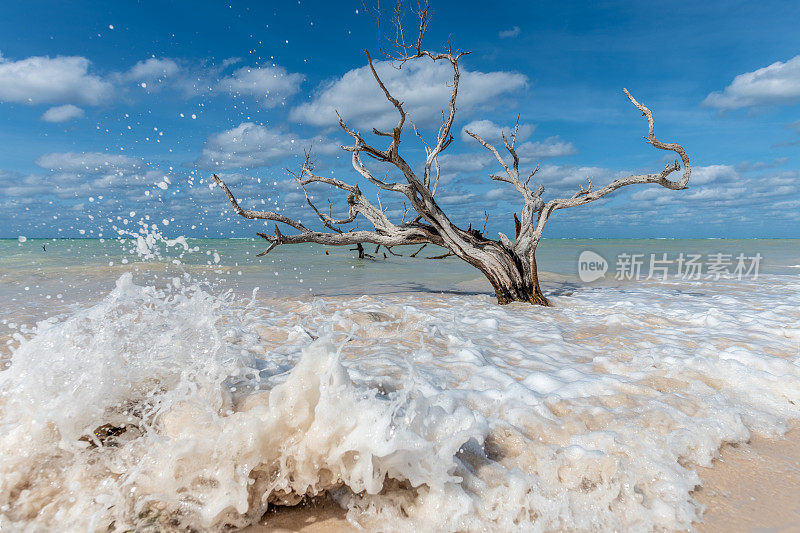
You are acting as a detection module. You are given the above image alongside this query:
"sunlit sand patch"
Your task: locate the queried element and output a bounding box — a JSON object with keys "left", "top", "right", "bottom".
{"left": 693, "top": 425, "right": 800, "bottom": 532}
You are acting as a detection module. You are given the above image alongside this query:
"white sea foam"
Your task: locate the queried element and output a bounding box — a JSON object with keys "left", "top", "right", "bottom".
{"left": 1, "top": 273, "right": 799, "bottom": 531}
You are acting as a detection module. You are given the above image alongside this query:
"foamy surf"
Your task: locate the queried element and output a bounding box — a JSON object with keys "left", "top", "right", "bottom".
{"left": 1, "top": 272, "right": 799, "bottom": 531}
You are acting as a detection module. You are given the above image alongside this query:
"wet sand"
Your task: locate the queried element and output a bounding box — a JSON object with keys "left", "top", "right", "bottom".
{"left": 245, "top": 496, "right": 351, "bottom": 532}
{"left": 247, "top": 429, "right": 800, "bottom": 532}
{"left": 693, "top": 427, "right": 800, "bottom": 532}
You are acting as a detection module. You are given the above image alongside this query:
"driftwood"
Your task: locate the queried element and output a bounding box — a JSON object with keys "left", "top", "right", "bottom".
{"left": 212, "top": 1, "right": 691, "bottom": 305}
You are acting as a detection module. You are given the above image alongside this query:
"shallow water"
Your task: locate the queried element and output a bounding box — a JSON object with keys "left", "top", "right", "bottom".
{"left": 2, "top": 237, "right": 798, "bottom": 318}
{"left": 1, "top": 239, "right": 799, "bottom": 531}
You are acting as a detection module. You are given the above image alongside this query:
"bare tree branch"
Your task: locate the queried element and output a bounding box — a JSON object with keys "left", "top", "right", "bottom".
{"left": 410, "top": 243, "right": 427, "bottom": 257}
{"left": 426, "top": 251, "right": 454, "bottom": 259}
{"left": 464, "top": 128, "right": 544, "bottom": 209}
{"left": 214, "top": 1, "right": 692, "bottom": 306}
{"left": 211, "top": 174, "right": 310, "bottom": 232}
{"left": 545, "top": 89, "right": 690, "bottom": 212}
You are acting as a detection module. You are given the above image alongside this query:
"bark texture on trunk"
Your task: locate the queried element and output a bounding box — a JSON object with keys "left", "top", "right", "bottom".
{"left": 472, "top": 248, "right": 549, "bottom": 306}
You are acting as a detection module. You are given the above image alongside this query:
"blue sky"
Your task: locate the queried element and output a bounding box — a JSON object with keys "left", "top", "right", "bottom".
{"left": 0, "top": 0, "right": 798, "bottom": 239}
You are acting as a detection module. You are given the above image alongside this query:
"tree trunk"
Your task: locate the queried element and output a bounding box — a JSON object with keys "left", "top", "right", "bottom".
{"left": 464, "top": 245, "right": 550, "bottom": 306}
{"left": 528, "top": 253, "right": 549, "bottom": 306}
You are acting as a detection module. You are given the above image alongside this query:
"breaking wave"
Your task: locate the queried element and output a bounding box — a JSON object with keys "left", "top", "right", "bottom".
{"left": 1, "top": 273, "right": 799, "bottom": 531}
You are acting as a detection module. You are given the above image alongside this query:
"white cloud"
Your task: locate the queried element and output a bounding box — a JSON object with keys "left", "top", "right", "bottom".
{"left": 627, "top": 166, "right": 800, "bottom": 214}
{"left": 461, "top": 119, "right": 534, "bottom": 143}
{"left": 534, "top": 164, "right": 616, "bottom": 190}
{"left": 0, "top": 152, "right": 171, "bottom": 200}
{"left": 218, "top": 65, "right": 304, "bottom": 106}
{"left": 684, "top": 186, "right": 747, "bottom": 201}
{"left": 435, "top": 133, "right": 576, "bottom": 186}
{"left": 0, "top": 170, "right": 50, "bottom": 197}
{"left": 196, "top": 122, "right": 338, "bottom": 169}
{"left": 35, "top": 152, "right": 143, "bottom": 172}
{"left": 117, "top": 58, "right": 182, "bottom": 94}
{"left": 125, "top": 58, "right": 180, "bottom": 82}
{"left": 290, "top": 59, "right": 527, "bottom": 129}
{"left": 629, "top": 188, "right": 663, "bottom": 202}
{"left": 517, "top": 137, "right": 577, "bottom": 160}
{"left": 704, "top": 54, "right": 800, "bottom": 109}
{"left": 0, "top": 53, "right": 113, "bottom": 105}
{"left": 499, "top": 26, "right": 521, "bottom": 39}
{"left": 688, "top": 164, "right": 737, "bottom": 185}
{"left": 40, "top": 104, "right": 84, "bottom": 122}
{"left": 735, "top": 157, "right": 788, "bottom": 172}
{"left": 283, "top": 191, "right": 305, "bottom": 204}
{"left": 436, "top": 192, "right": 476, "bottom": 205}
{"left": 221, "top": 57, "right": 242, "bottom": 68}
{"left": 437, "top": 151, "right": 492, "bottom": 173}
{"left": 485, "top": 188, "right": 506, "bottom": 200}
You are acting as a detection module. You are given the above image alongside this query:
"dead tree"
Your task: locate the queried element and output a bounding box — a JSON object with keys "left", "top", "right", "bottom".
{"left": 212, "top": 2, "right": 691, "bottom": 306}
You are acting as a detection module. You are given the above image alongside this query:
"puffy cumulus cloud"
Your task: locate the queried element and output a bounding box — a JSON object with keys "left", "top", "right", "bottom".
{"left": 704, "top": 54, "right": 800, "bottom": 109}
{"left": 0, "top": 52, "right": 113, "bottom": 105}
{"left": 127, "top": 58, "right": 180, "bottom": 80}
{"left": 628, "top": 187, "right": 665, "bottom": 202}
{"left": 218, "top": 65, "right": 304, "bottom": 106}
{"left": 123, "top": 58, "right": 180, "bottom": 85}
{"left": 485, "top": 188, "right": 507, "bottom": 200}
{"left": 461, "top": 119, "right": 535, "bottom": 143}
{"left": 687, "top": 164, "right": 738, "bottom": 185}
{"left": 116, "top": 57, "right": 189, "bottom": 95}
{"left": 40, "top": 104, "right": 84, "bottom": 123}
{"left": 290, "top": 59, "right": 527, "bottom": 129}
{"left": 196, "top": 122, "right": 339, "bottom": 169}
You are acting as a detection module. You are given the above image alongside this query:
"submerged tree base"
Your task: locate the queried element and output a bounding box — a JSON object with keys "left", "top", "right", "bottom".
{"left": 495, "top": 285, "right": 550, "bottom": 306}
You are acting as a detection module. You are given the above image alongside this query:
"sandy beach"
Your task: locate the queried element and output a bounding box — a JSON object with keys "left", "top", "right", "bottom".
{"left": 694, "top": 427, "right": 800, "bottom": 532}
